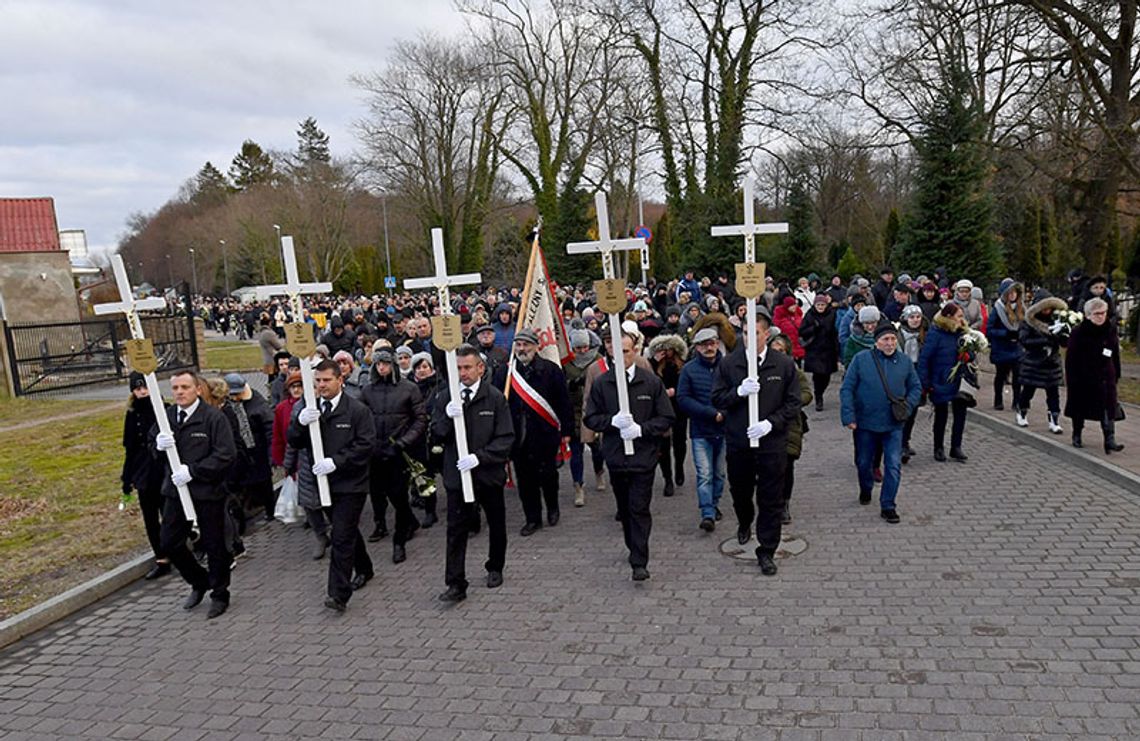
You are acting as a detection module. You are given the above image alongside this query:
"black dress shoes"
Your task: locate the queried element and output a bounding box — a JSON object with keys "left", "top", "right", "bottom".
{"left": 324, "top": 597, "right": 346, "bottom": 613}
{"left": 206, "top": 599, "right": 228, "bottom": 619}
{"left": 547, "top": 510, "right": 560, "bottom": 527}
{"left": 737, "top": 528, "right": 751, "bottom": 545}
{"left": 699, "top": 518, "right": 715, "bottom": 532}
{"left": 392, "top": 545, "right": 406, "bottom": 564}
{"left": 486, "top": 571, "right": 503, "bottom": 588}
{"left": 351, "top": 572, "right": 373, "bottom": 591}
{"left": 757, "top": 553, "right": 778, "bottom": 576}
{"left": 145, "top": 562, "right": 171, "bottom": 580}
{"left": 367, "top": 524, "right": 388, "bottom": 542}
{"left": 859, "top": 491, "right": 871, "bottom": 505}
{"left": 631, "top": 566, "right": 650, "bottom": 581}
{"left": 182, "top": 588, "right": 205, "bottom": 610}
{"left": 662, "top": 481, "right": 675, "bottom": 497}
{"left": 675, "top": 469, "right": 685, "bottom": 486}
{"left": 881, "top": 509, "right": 900, "bottom": 524}
{"left": 949, "top": 447, "right": 968, "bottom": 462}
{"left": 520, "top": 522, "right": 541, "bottom": 537}
{"left": 438, "top": 585, "right": 467, "bottom": 603}
{"left": 933, "top": 447, "right": 947, "bottom": 462}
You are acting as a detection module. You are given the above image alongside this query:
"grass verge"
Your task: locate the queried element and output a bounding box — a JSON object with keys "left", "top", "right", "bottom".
{"left": 0, "top": 405, "right": 147, "bottom": 619}
{"left": 0, "top": 398, "right": 116, "bottom": 429}
{"left": 203, "top": 341, "right": 263, "bottom": 371}
{"left": 1119, "top": 377, "right": 1140, "bottom": 406}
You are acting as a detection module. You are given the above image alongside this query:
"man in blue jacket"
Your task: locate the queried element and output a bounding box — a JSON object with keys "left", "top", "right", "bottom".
{"left": 676, "top": 327, "right": 726, "bottom": 533}
{"left": 840, "top": 324, "right": 922, "bottom": 523}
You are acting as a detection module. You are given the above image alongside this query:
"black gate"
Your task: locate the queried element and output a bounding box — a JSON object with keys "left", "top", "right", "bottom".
{"left": 3, "top": 299, "right": 199, "bottom": 397}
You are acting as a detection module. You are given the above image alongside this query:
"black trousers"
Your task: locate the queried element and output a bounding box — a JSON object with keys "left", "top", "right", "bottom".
{"left": 812, "top": 372, "right": 830, "bottom": 404}
{"left": 610, "top": 469, "right": 655, "bottom": 569}
{"left": 993, "top": 362, "right": 1020, "bottom": 406}
{"left": 1018, "top": 385, "right": 1061, "bottom": 415}
{"left": 782, "top": 456, "right": 797, "bottom": 504}
{"left": 589, "top": 440, "right": 605, "bottom": 474}
{"left": 657, "top": 418, "right": 689, "bottom": 484}
{"left": 327, "top": 490, "right": 372, "bottom": 604}
{"left": 514, "top": 456, "right": 559, "bottom": 525}
{"left": 933, "top": 399, "right": 968, "bottom": 450}
{"left": 369, "top": 460, "right": 414, "bottom": 545}
{"left": 726, "top": 447, "right": 787, "bottom": 557}
{"left": 137, "top": 483, "right": 165, "bottom": 560}
{"left": 161, "top": 496, "right": 232, "bottom": 602}
{"left": 445, "top": 483, "right": 507, "bottom": 591}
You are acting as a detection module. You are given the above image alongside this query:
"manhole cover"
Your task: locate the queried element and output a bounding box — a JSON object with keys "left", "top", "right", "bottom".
{"left": 719, "top": 533, "right": 808, "bottom": 561}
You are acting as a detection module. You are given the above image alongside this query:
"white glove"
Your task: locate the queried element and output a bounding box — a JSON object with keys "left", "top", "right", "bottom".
{"left": 611, "top": 412, "right": 634, "bottom": 430}
{"left": 171, "top": 465, "right": 192, "bottom": 487}
{"left": 446, "top": 400, "right": 464, "bottom": 419}
{"left": 456, "top": 453, "right": 479, "bottom": 472}
{"left": 746, "top": 419, "right": 773, "bottom": 440}
{"left": 155, "top": 432, "right": 175, "bottom": 451}
{"left": 298, "top": 406, "right": 321, "bottom": 426}
{"left": 1048, "top": 321, "right": 1065, "bottom": 335}
{"left": 312, "top": 458, "right": 337, "bottom": 477}
{"left": 737, "top": 377, "right": 760, "bottom": 397}
{"left": 619, "top": 422, "right": 642, "bottom": 441}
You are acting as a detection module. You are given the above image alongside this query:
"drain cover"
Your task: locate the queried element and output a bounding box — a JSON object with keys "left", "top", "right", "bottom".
{"left": 719, "top": 534, "right": 808, "bottom": 561}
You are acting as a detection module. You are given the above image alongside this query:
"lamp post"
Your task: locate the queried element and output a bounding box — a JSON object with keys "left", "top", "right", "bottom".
{"left": 380, "top": 189, "right": 393, "bottom": 296}
{"left": 165, "top": 253, "right": 173, "bottom": 290}
{"left": 219, "top": 239, "right": 230, "bottom": 296}
{"left": 188, "top": 248, "right": 198, "bottom": 296}
{"left": 272, "top": 224, "right": 284, "bottom": 279}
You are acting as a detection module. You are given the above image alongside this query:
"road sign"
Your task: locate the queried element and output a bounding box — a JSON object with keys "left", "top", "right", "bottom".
{"left": 634, "top": 225, "right": 652, "bottom": 244}
{"left": 384, "top": 275, "right": 397, "bottom": 289}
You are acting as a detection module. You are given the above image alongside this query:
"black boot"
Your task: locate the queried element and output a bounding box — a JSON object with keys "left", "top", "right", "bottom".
{"left": 1072, "top": 421, "right": 1083, "bottom": 449}
{"left": 949, "top": 447, "right": 968, "bottom": 462}
{"left": 1103, "top": 416, "right": 1124, "bottom": 453}
{"left": 933, "top": 447, "right": 946, "bottom": 462}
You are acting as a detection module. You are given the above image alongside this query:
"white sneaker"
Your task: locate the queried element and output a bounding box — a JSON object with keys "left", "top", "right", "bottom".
{"left": 1048, "top": 414, "right": 1063, "bottom": 434}
{"left": 1015, "top": 411, "right": 1028, "bottom": 427}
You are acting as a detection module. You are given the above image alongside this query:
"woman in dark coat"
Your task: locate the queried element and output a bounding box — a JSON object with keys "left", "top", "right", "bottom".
{"left": 121, "top": 372, "right": 169, "bottom": 580}
{"left": 648, "top": 333, "right": 689, "bottom": 496}
{"left": 986, "top": 279, "right": 1024, "bottom": 410}
{"left": 1016, "top": 289, "right": 1067, "bottom": 433}
{"left": 1064, "top": 297, "right": 1124, "bottom": 453}
{"left": 918, "top": 303, "right": 972, "bottom": 462}
{"left": 799, "top": 293, "right": 839, "bottom": 411}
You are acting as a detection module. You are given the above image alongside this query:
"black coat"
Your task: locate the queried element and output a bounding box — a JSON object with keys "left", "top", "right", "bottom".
{"left": 287, "top": 393, "right": 375, "bottom": 495}
{"left": 223, "top": 392, "right": 274, "bottom": 486}
{"left": 1064, "top": 320, "right": 1120, "bottom": 421}
{"left": 1018, "top": 296, "right": 1067, "bottom": 388}
{"left": 430, "top": 380, "right": 515, "bottom": 491}
{"left": 710, "top": 344, "right": 802, "bottom": 453}
{"left": 500, "top": 356, "right": 574, "bottom": 459}
{"left": 360, "top": 367, "right": 427, "bottom": 460}
{"left": 122, "top": 398, "right": 163, "bottom": 493}
{"left": 799, "top": 306, "right": 840, "bottom": 375}
{"left": 150, "top": 402, "right": 236, "bottom": 502}
{"left": 584, "top": 367, "right": 676, "bottom": 473}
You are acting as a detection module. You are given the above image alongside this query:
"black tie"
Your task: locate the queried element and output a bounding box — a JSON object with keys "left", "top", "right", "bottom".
{"left": 461, "top": 388, "right": 472, "bottom": 406}
{"left": 322, "top": 400, "right": 332, "bottom": 417}
{"left": 177, "top": 410, "right": 186, "bottom": 426}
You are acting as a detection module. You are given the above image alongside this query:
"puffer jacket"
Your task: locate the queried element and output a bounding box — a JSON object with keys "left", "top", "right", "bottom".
{"left": 840, "top": 348, "right": 922, "bottom": 432}
{"left": 917, "top": 314, "right": 968, "bottom": 404}
{"left": 360, "top": 365, "right": 427, "bottom": 460}
{"left": 986, "top": 280, "right": 1024, "bottom": 365}
{"left": 676, "top": 350, "right": 724, "bottom": 440}
{"left": 1018, "top": 296, "right": 1067, "bottom": 388}
{"left": 785, "top": 367, "right": 813, "bottom": 459}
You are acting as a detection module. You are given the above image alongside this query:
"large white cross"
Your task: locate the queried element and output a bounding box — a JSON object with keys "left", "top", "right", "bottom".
{"left": 567, "top": 191, "right": 647, "bottom": 455}
{"left": 251, "top": 235, "right": 334, "bottom": 506}
{"left": 710, "top": 180, "right": 788, "bottom": 447}
{"left": 95, "top": 255, "right": 199, "bottom": 525}
{"left": 404, "top": 228, "right": 481, "bottom": 502}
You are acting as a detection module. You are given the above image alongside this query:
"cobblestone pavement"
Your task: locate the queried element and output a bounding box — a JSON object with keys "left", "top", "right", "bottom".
{"left": 3, "top": 398, "right": 1140, "bottom": 741}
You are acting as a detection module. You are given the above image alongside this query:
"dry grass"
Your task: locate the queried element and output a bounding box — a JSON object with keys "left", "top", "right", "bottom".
{"left": 0, "top": 406, "right": 149, "bottom": 619}
{"left": 0, "top": 398, "right": 116, "bottom": 428}
{"left": 203, "top": 340, "right": 263, "bottom": 371}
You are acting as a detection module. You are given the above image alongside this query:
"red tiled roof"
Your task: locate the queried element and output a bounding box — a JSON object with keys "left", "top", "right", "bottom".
{"left": 0, "top": 198, "right": 61, "bottom": 253}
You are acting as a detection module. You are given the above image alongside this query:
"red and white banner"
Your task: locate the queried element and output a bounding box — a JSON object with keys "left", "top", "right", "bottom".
{"left": 515, "top": 235, "right": 572, "bottom": 367}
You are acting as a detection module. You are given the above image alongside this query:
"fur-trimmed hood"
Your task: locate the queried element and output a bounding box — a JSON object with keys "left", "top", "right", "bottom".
{"left": 1025, "top": 296, "right": 1067, "bottom": 335}
{"left": 932, "top": 312, "right": 967, "bottom": 334}
{"left": 648, "top": 333, "right": 689, "bottom": 361}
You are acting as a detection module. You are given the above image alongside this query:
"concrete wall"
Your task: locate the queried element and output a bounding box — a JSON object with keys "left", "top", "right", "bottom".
{"left": 0, "top": 251, "right": 80, "bottom": 325}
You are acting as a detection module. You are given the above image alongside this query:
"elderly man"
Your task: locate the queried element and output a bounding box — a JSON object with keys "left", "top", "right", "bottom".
{"left": 676, "top": 327, "right": 727, "bottom": 532}
{"left": 503, "top": 328, "right": 573, "bottom": 535}
{"left": 840, "top": 323, "right": 922, "bottom": 523}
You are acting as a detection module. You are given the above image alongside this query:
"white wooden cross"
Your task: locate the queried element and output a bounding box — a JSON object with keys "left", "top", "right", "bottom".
{"left": 567, "top": 191, "right": 647, "bottom": 455}
{"left": 251, "top": 235, "right": 334, "bottom": 506}
{"left": 95, "top": 255, "right": 199, "bottom": 526}
{"left": 710, "top": 180, "right": 788, "bottom": 447}
{"left": 404, "top": 228, "right": 481, "bottom": 502}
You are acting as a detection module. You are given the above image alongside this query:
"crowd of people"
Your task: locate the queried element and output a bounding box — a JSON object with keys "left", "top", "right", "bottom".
{"left": 120, "top": 264, "right": 1130, "bottom": 617}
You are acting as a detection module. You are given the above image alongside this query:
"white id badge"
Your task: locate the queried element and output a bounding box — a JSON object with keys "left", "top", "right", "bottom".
{"left": 1103, "top": 348, "right": 1113, "bottom": 358}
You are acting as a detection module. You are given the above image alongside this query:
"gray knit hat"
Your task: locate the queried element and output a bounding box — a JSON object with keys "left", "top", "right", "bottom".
{"left": 858, "top": 306, "right": 881, "bottom": 323}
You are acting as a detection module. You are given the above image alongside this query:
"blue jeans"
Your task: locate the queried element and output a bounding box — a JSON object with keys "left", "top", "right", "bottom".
{"left": 690, "top": 436, "right": 725, "bottom": 519}
{"left": 854, "top": 427, "right": 903, "bottom": 511}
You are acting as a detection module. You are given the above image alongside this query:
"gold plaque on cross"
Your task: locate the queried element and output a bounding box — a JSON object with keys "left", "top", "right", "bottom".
{"left": 735, "top": 262, "right": 767, "bottom": 299}
{"left": 285, "top": 322, "right": 316, "bottom": 358}
{"left": 594, "top": 279, "right": 627, "bottom": 314}
{"left": 432, "top": 315, "right": 463, "bottom": 352}
{"left": 125, "top": 338, "right": 157, "bottom": 375}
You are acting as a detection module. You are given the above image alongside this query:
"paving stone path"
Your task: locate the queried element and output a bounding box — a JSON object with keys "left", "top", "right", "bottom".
{"left": 2, "top": 400, "right": 1139, "bottom": 740}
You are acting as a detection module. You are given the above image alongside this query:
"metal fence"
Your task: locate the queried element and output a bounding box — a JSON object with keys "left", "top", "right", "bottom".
{"left": 3, "top": 311, "right": 198, "bottom": 396}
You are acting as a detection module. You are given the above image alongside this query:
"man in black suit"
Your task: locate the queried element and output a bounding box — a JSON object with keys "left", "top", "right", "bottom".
{"left": 152, "top": 370, "right": 236, "bottom": 619}
{"left": 289, "top": 359, "right": 376, "bottom": 612}
{"left": 711, "top": 306, "right": 802, "bottom": 576}
{"left": 432, "top": 344, "right": 515, "bottom": 602}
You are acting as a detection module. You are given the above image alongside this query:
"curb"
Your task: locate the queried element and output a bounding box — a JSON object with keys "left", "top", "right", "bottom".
{"left": 0, "top": 553, "right": 152, "bottom": 650}
{"left": 969, "top": 409, "right": 1140, "bottom": 495}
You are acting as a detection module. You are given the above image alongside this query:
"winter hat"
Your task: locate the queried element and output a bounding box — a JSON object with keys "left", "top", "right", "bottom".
{"left": 858, "top": 306, "right": 881, "bottom": 323}
{"left": 333, "top": 350, "right": 353, "bottom": 364}
{"left": 582, "top": 307, "right": 596, "bottom": 320}
{"left": 692, "top": 327, "right": 719, "bottom": 345}
{"left": 128, "top": 371, "right": 146, "bottom": 391}
{"left": 901, "top": 305, "right": 923, "bottom": 320}
{"left": 971, "top": 286, "right": 984, "bottom": 301}
{"left": 666, "top": 305, "right": 682, "bottom": 318}
{"left": 998, "top": 278, "right": 1015, "bottom": 297}
{"left": 632, "top": 300, "right": 649, "bottom": 312}
{"left": 224, "top": 373, "right": 247, "bottom": 394}
{"left": 474, "top": 323, "right": 496, "bottom": 337}
{"left": 846, "top": 285, "right": 863, "bottom": 300}
{"left": 898, "top": 273, "right": 913, "bottom": 286}
{"left": 783, "top": 296, "right": 796, "bottom": 308}
{"left": 754, "top": 305, "right": 773, "bottom": 323}
{"left": 285, "top": 370, "right": 303, "bottom": 389}
{"left": 373, "top": 348, "right": 395, "bottom": 364}
{"left": 874, "top": 323, "right": 899, "bottom": 340}
{"left": 410, "top": 351, "right": 434, "bottom": 370}
{"left": 954, "top": 279, "right": 974, "bottom": 291}
{"left": 570, "top": 329, "right": 591, "bottom": 349}
{"left": 515, "top": 328, "right": 540, "bottom": 345}
{"left": 855, "top": 277, "right": 870, "bottom": 288}
{"left": 813, "top": 293, "right": 830, "bottom": 305}
{"left": 395, "top": 345, "right": 414, "bottom": 358}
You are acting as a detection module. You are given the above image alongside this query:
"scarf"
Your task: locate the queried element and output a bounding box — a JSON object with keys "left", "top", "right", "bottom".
{"left": 230, "top": 400, "right": 255, "bottom": 449}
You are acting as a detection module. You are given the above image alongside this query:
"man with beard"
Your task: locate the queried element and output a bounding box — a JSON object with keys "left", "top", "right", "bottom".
{"left": 501, "top": 329, "right": 574, "bottom": 536}
{"left": 474, "top": 323, "right": 508, "bottom": 386}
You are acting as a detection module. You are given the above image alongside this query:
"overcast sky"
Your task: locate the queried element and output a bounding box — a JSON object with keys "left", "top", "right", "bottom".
{"left": 0, "top": 0, "right": 467, "bottom": 252}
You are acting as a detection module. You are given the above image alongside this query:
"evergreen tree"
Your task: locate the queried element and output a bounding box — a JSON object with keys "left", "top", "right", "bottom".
{"left": 896, "top": 66, "right": 1000, "bottom": 281}
{"left": 229, "top": 140, "right": 275, "bottom": 190}
{"left": 1009, "top": 200, "right": 1044, "bottom": 283}
{"left": 776, "top": 171, "right": 820, "bottom": 277}
{"left": 1040, "top": 201, "right": 1065, "bottom": 279}
{"left": 1125, "top": 228, "right": 1140, "bottom": 290}
{"left": 835, "top": 244, "right": 867, "bottom": 281}
{"left": 192, "top": 162, "right": 230, "bottom": 207}
{"left": 883, "top": 208, "right": 902, "bottom": 267}
{"left": 296, "top": 117, "right": 331, "bottom": 165}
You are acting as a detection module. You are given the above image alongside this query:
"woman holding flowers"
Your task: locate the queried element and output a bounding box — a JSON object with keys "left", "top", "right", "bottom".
{"left": 1064, "top": 297, "right": 1125, "bottom": 454}
{"left": 918, "top": 303, "right": 976, "bottom": 462}
{"left": 1016, "top": 289, "right": 1069, "bottom": 433}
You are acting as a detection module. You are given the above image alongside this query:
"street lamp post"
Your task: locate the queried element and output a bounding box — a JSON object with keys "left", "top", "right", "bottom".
{"left": 188, "top": 248, "right": 198, "bottom": 296}
{"left": 219, "top": 239, "right": 230, "bottom": 296}
{"left": 165, "top": 253, "right": 173, "bottom": 290}
{"left": 380, "top": 190, "right": 393, "bottom": 296}
{"left": 272, "top": 224, "right": 285, "bottom": 279}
